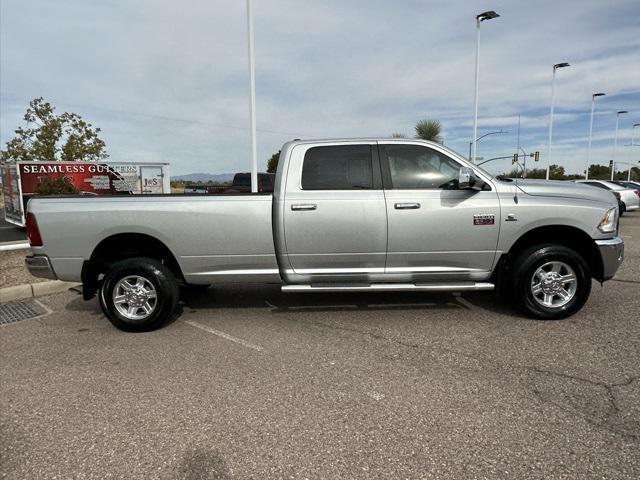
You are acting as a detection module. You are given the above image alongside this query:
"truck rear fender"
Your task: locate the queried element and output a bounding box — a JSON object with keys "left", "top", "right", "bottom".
{"left": 81, "top": 233, "right": 184, "bottom": 300}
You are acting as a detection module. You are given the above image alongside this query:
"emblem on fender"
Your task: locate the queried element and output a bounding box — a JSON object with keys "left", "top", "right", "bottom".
{"left": 473, "top": 214, "right": 495, "bottom": 225}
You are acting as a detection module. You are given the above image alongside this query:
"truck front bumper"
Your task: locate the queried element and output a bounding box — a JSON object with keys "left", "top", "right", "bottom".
{"left": 595, "top": 237, "right": 624, "bottom": 281}
{"left": 25, "top": 255, "right": 58, "bottom": 280}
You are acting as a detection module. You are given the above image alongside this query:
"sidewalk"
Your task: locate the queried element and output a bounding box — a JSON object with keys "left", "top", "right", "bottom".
{"left": 0, "top": 249, "right": 45, "bottom": 289}
{"left": 0, "top": 248, "right": 79, "bottom": 303}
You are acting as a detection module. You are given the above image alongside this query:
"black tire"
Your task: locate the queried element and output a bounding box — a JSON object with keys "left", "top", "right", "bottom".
{"left": 512, "top": 244, "right": 591, "bottom": 320}
{"left": 619, "top": 202, "right": 626, "bottom": 217}
{"left": 99, "top": 257, "right": 179, "bottom": 332}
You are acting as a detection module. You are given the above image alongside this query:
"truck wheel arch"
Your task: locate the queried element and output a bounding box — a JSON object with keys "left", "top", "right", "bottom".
{"left": 81, "top": 233, "right": 184, "bottom": 300}
{"left": 503, "top": 225, "right": 604, "bottom": 283}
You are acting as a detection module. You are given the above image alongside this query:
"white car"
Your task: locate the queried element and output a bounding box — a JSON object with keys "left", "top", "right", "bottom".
{"left": 576, "top": 180, "right": 640, "bottom": 214}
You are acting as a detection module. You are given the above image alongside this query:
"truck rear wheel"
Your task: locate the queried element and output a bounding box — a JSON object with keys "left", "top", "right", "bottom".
{"left": 99, "top": 257, "right": 179, "bottom": 332}
{"left": 512, "top": 244, "right": 591, "bottom": 320}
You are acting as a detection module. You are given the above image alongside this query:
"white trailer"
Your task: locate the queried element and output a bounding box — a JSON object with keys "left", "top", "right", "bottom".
{"left": 1, "top": 161, "right": 170, "bottom": 227}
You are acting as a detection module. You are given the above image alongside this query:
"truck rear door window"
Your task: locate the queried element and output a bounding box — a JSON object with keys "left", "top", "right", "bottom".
{"left": 301, "top": 145, "right": 373, "bottom": 190}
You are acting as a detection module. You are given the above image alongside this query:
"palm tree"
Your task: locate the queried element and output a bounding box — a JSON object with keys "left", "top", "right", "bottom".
{"left": 414, "top": 119, "right": 442, "bottom": 143}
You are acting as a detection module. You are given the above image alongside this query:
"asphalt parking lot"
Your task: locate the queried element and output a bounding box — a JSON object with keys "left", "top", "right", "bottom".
{"left": 1, "top": 214, "right": 639, "bottom": 479}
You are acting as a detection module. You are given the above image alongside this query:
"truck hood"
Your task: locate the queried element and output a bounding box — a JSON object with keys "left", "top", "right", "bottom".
{"left": 514, "top": 179, "right": 616, "bottom": 205}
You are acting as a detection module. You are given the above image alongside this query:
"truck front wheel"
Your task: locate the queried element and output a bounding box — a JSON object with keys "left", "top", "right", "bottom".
{"left": 99, "top": 257, "right": 179, "bottom": 332}
{"left": 512, "top": 244, "right": 591, "bottom": 320}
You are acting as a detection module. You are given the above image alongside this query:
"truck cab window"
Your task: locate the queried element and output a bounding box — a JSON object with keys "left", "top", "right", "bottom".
{"left": 383, "top": 144, "right": 461, "bottom": 190}
{"left": 301, "top": 145, "right": 373, "bottom": 190}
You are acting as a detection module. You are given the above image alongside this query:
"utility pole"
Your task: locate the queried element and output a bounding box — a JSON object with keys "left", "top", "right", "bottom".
{"left": 611, "top": 110, "right": 628, "bottom": 180}
{"left": 585, "top": 92, "right": 605, "bottom": 179}
{"left": 246, "top": 0, "right": 258, "bottom": 192}
{"left": 470, "top": 11, "right": 499, "bottom": 163}
{"left": 546, "top": 62, "right": 570, "bottom": 180}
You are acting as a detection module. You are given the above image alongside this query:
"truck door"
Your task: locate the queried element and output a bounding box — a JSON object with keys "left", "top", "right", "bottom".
{"left": 282, "top": 142, "right": 387, "bottom": 281}
{"left": 380, "top": 142, "right": 500, "bottom": 281}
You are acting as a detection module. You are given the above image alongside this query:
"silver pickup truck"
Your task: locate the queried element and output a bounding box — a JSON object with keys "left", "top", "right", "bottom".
{"left": 25, "top": 139, "right": 624, "bottom": 331}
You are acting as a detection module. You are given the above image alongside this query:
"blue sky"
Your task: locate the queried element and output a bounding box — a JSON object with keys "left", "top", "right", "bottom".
{"left": 1, "top": 0, "right": 639, "bottom": 176}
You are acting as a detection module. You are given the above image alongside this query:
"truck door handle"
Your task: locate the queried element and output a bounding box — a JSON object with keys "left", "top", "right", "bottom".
{"left": 291, "top": 204, "right": 317, "bottom": 211}
{"left": 394, "top": 202, "right": 421, "bottom": 210}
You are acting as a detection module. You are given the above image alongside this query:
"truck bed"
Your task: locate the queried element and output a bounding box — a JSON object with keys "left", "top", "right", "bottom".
{"left": 28, "top": 194, "right": 279, "bottom": 284}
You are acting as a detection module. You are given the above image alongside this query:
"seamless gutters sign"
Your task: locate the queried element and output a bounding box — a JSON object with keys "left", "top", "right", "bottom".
{"left": 1, "top": 161, "right": 170, "bottom": 227}
{"left": 20, "top": 162, "right": 155, "bottom": 194}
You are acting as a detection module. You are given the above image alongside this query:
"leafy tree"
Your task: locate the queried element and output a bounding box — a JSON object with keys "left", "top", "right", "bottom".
{"left": 564, "top": 173, "right": 583, "bottom": 180}
{"left": 34, "top": 177, "right": 80, "bottom": 195}
{"left": 548, "top": 164, "right": 565, "bottom": 180}
{"left": 391, "top": 132, "right": 407, "bottom": 138}
{"left": 613, "top": 169, "right": 639, "bottom": 181}
{"left": 499, "top": 167, "right": 546, "bottom": 179}
{"left": 0, "top": 97, "right": 108, "bottom": 163}
{"left": 414, "top": 119, "right": 442, "bottom": 143}
{"left": 267, "top": 150, "right": 281, "bottom": 174}
{"left": 587, "top": 164, "right": 611, "bottom": 180}
{"left": 524, "top": 168, "right": 547, "bottom": 179}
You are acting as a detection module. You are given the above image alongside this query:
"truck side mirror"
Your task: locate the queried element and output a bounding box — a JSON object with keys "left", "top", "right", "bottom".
{"left": 458, "top": 167, "right": 477, "bottom": 189}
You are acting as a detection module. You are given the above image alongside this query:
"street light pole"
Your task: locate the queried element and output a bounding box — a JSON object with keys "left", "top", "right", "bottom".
{"left": 633, "top": 123, "right": 640, "bottom": 146}
{"left": 468, "top": 129, "right": 508, "bottom": 160}
{"left": 246, "top": 0, "right": 258, "bottom": 193}
{"left": 546, "top": 62, "right": 570, "bottom": 180}
{"left": 470, "top": 10, "right": 499, "bottom": 163}
{"left": 631, "top": 125, "right": 640, "bottom": 181}
{"left": 611, "top": 110, "right": 628, "bottom": 181}
{"left": 585, "top": 92, "right": 605, "bottom": 180}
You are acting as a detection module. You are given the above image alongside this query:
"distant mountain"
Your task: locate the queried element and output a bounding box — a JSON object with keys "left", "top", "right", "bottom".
{"left": 171, "top": 173, "right": 235, "bottom": 183}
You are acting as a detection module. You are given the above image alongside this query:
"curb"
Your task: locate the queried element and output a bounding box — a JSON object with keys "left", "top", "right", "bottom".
{"left": 0, "top": 281, "right": 80, "bottom": 304}
{"left": 0, "top": 241, "right": 30, "bottom": 252}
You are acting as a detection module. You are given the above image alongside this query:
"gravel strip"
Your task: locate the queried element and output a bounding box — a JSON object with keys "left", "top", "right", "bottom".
{"left": 0, "top": 249, "right": 47, "bottom": 289}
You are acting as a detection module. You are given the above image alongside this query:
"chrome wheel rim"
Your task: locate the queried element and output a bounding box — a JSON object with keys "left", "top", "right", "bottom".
{"left": 530, "top": 261, "right": 577, "bottom": 309}
{"left": 112, "top": 275, "right": 157, "bottom": 320}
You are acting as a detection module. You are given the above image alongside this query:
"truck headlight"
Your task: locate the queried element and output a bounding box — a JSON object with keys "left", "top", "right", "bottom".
{"left": 598, "top": 207, "right": 618, "bottom": 234}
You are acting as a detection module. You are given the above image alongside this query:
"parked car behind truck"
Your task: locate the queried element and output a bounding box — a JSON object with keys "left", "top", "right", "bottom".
{"left": 576, "top": 179, "right": 640, "bottom": 215}
{"left": 25, "top": 139, "right": 624, "bottom": 331}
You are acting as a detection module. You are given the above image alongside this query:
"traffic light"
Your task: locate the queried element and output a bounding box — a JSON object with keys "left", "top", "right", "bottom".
{"left": 512, "top": 153, "right": 518, "bottom": 164}
{"left": 609, "top": 160, "right": 614, "bottom": 168}
{"left": 534, "top": 151, "right": 540, "bottom": 162}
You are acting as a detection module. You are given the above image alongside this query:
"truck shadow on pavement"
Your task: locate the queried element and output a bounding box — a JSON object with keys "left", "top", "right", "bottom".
{"left": 62, "top": 284, "right": 521, "bottom": 324}
{"left": 177, "top": 285, "right": 518, "bottom": 317}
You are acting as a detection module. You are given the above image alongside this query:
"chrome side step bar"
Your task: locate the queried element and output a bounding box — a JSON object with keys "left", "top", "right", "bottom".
{"left": 281, "top": 282, "right": 494, "bottom": 293}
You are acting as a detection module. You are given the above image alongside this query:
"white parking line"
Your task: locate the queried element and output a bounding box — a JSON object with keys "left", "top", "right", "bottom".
{"left": 183, "top": 320, "right": 265, "bottom": 352}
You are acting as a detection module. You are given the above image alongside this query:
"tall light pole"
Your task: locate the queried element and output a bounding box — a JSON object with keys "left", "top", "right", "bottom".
{"left": 468, "top": 129, "right": 508, "bottom": 161}
{"left": 585, "top": 92, "right": 606, "bottom": 179}
{"left": 470, "top": 10, "right": 500, "bottom": 163}
{"left": 632, "top": 124, "right": 640, "bottom": 181}
{"left": 611, "top": 110, "right": 628, "bottom": 180}
{"left": 246, "top": 0, "right": 258, "bottom": 192}
{"left": 545, "top": 62, "right": 570, "bottom": 180}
